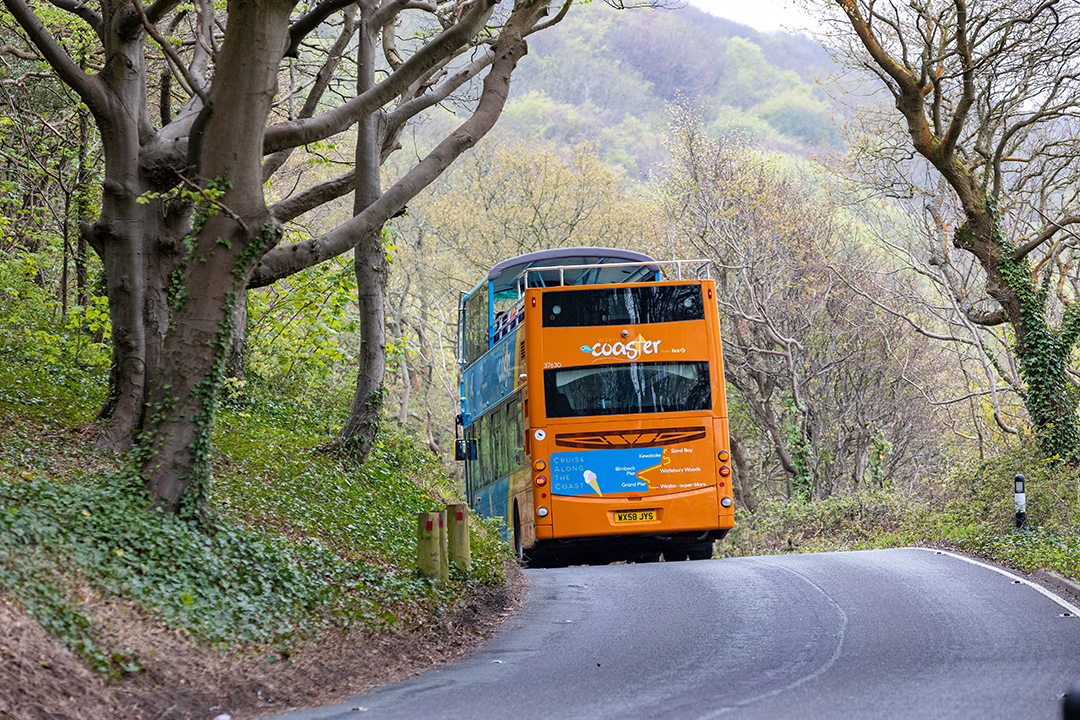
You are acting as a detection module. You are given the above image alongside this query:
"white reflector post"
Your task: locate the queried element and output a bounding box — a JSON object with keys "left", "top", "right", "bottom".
{"left": 1014, "top": 473, "right": 1027, "bottom": 530}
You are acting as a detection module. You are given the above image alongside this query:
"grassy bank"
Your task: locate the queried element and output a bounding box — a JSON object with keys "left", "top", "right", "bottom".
{"left": 721, "top": 443, "right": 1080, "bottom": 581}
{"left": 0, "top": 312, "right": 512, "bottom": 717}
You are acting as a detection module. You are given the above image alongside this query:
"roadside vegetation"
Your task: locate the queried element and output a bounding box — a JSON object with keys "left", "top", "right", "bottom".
{"left": 6, "top": 0, "right": 1080, "bottom": 715}
{"left": 0, "top": 258, "right": 512, "bottom": 717}
{"left": 722, "top": 444, "right": 1080, "bottom": 581}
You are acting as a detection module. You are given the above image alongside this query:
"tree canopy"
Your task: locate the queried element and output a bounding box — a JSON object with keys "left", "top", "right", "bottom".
{"left": 3, "top": 0, "right": 567, "bottom": 511}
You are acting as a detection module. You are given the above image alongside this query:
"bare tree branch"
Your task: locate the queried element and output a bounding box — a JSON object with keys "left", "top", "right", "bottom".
{"left": 251, "top": 0, "right": 543, "bottom": 287}
{"left": 264, "top": 0, "right": 496, "bottom": 154}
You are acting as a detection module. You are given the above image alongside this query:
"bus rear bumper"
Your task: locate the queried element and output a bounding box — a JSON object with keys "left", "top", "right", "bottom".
{"left": 527, "top": 486, "right": 733, "bottom": 566}
{"left": 547, "top": 485, "right": 728, "bottom": 538}
{"left": 525, "top": 528, "right": 728, "bottom": 567}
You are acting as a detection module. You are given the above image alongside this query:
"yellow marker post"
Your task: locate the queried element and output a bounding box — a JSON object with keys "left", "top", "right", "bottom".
{"left": 438, "top": 509, "right": 450, "bottom": 581}
{"left": 446, "top": 503, "right": 471, "bottom": 573}
{"left": 416, "top": 512, "right": 442, "bottom": 579}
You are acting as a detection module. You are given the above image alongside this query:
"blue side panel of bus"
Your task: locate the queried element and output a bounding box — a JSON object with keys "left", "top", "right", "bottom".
{"left": 474, "top": 475, "right": 512, "bottom": 542}
{"left": 462, "top": 328, "right": 519, "bottom": 425}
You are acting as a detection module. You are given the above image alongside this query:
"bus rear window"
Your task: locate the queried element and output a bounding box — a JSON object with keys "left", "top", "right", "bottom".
{"left": 544, "top": 361, "right": 711, "bottom": 418}
{"left": 542, "top": 285, "right": 704, "bottom": 327}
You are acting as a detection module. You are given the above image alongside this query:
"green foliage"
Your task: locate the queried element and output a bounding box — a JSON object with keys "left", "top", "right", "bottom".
{"left": 724, "top": 435, "right": 1080, "bottom": 580}
{"left": 499, "top": 91, "right": 594, "bottom": 146}
{"left": 721, "top": 490, "right": 920, "bottom": 556}
{"left": 0, "top": 372, "right": 506, "bottom": 673}
{"left": 0, "top": 249, "right": 110, "bottom": 386}
{"left": 211, "top": 408, "right": 456, "bottom": 564}
{"left": 502, "top": 1, "right": 843, "bottom": 175}
{"left": 468, "top": 515, "right": 512, "bottom": 586}
{"left": 515, "top": 27, "right": 659, "bottom": 117}
{"left": 136, "top": 178, "right": 230, "bottom": 208}
{"left": 1, "top": 474, "right": 333, "bottom": 663}
{"left": 246, "top": 256, "right": 359, "bottom": 395}
{"left": 781, "top": 395, "right": 814, "bottom": 502}
{"left": 756, "top": 94, "right": 842, "bottom": 147}
{"left": 965, "top": 528, "right": 1080, "bottom": 577}
{"left": 0, "top": 266, "right": 510, "bottom": 674}
{"left": 714, "top": 38, "right": 805, "bottom": 111}
{"left": 866, "top": 428, "right": 892, "bottom": 488}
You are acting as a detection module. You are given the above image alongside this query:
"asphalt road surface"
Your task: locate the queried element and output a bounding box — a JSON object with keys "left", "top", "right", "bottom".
{"left": 268, "top": 548, "right": 1080, "bottom": 720}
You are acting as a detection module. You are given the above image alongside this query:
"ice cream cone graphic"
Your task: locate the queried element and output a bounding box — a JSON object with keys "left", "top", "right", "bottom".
{"left": 583, "top": 470, "right": 601, "bottom": 496}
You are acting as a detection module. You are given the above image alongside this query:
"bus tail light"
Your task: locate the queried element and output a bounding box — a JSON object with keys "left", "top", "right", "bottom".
{"left": 535, "top": 475, "right": 547, "bottom": 487}
{"left": 534, "top": 460, "right": 546, "bottom": 471}
{"left": 719, "top": 466, "right": 730, "bottom": 477}
{"left": 537, "top": 506, "right": 549, "bottom": 517}
{"left": 721, "top": 497, "right": 732, "bottom": 508}
{"left": 718, "top": 451, "right": 730, "bottom": 462}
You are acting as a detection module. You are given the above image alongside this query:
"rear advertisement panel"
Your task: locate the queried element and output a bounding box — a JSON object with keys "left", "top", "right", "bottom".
{"left": 549, "top": 426, "right": 713, "bottom": 497}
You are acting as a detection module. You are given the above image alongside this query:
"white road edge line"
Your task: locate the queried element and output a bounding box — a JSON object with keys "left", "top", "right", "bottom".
{"left": 918, "top": 547, "right": 1080, "bottom": 617}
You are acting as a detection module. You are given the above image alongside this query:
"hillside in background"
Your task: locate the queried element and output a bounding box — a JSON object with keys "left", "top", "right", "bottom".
{"left": 500, "top": 2, "right": 844, "bottom": 174}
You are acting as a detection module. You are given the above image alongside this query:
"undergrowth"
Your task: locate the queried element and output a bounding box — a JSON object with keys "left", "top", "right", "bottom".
{"left": 0, "top": 286, "right": 509, "bottom": 677}
{"left": 722, "top": 439, "right": 1080, "bottom": 581}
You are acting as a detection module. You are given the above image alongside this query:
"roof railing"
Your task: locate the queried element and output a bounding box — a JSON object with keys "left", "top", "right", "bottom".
{"left": 515, "top": 258, "right": 712, "bottom": 297}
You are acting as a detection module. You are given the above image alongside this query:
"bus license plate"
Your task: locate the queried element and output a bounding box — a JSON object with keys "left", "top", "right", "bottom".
{"left": 615, "top": 509, "right": 656, "bottom": 523}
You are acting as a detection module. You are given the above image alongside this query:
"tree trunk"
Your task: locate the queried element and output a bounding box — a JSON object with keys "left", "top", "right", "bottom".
{"left": 340, "top": 235, "right": 389, "bottom": 458}
{"left": 92, "top": 213, "right": 150, "bottom": 450}
{"left": 84, "top": 13, "right": 167, "bottom": 451}
{"left": 60, "top": 204, "right": 70, "bottom": 319}
{"left": 227, "top": 289, "right": 249, "bottom": 382}
{"left": 388, "top": 305, "right": 410, "bottom": 424}
{"left": 338, "top": 0, "right": 388, "bottom": 461}
{"left": 729, "top": 433, "right": 757, "bottom": 513}
{"left": 75, "top": 72, "right": 92, "bottom": 308}
{"left": 398, "top": 340, "right": 411, "bottom": 424}
{"left": 139, "top": 0, "right": 291, "bottom": 511}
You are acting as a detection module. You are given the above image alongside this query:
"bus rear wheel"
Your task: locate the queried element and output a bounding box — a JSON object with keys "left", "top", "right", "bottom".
{"left": 688, "top": 543, "right": 714, "bottom": 560}
{"left": 512, "top": 503, "right": 524, "bottom": 562}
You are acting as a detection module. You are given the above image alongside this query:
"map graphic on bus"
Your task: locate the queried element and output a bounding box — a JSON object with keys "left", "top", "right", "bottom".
{"left": 551, "top": 447, "right": 682, "bottom": 495}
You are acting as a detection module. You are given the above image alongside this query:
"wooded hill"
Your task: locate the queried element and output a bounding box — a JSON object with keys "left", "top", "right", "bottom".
{"left": 411, "top": 2, "right": 846, "bottom": 175}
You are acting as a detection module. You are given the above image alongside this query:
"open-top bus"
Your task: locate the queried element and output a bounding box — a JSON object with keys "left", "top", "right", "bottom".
{"left": 455, "top": 248, "right": 733, "bottom": 565}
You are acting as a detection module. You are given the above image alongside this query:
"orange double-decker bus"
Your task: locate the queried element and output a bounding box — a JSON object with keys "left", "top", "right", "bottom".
{"left": 455, "top": 248, "right": 734, "bottom": 565}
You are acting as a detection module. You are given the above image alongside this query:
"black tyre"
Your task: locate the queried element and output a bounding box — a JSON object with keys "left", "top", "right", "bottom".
{"left": 687, "top": 542, "right": 714, "bottom": 560}
{"left": 512, "top": 503, "right": 524, "bottom": 562}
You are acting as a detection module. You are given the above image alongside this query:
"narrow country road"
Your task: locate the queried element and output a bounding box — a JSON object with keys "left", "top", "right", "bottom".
{"left": 267, "top": 548, "right": 1080, "bottom": 720}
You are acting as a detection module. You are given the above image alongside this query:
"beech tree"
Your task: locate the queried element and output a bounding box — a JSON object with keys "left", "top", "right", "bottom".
{"left": 3, "top": 0, "right": 568, "bottom": 511}
{"left": 823, "top": 0, "right": 1080, "bottom": 460}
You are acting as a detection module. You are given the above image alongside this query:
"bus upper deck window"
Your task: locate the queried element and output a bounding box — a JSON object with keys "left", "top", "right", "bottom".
{"left": 542, "top": 285, "right": 704, "bottom": 328}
